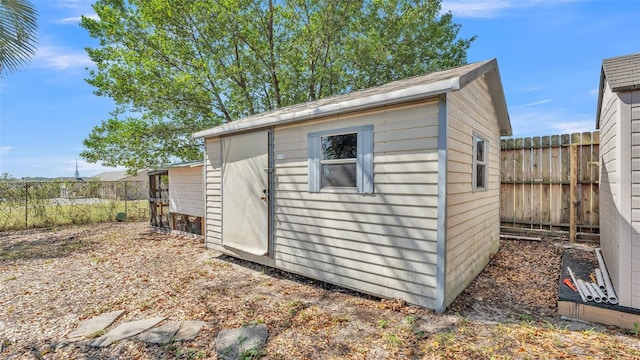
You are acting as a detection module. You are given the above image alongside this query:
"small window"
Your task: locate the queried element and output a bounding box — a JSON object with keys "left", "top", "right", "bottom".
{"left": 308, "top": 125, "right": 373, "bottom": 193}
{"left": 321, "top": 133, "right": 357, "bottom": 188}
{"left": 473, "top": 133, "right": 488, "bottom": 192}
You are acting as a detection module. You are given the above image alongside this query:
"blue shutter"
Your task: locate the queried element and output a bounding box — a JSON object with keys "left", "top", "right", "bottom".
{"left": 308, "top": 134, "right": 320, "bottom": 192}
{"left": 360, "top": 128, "right": 374, "bottom": 194}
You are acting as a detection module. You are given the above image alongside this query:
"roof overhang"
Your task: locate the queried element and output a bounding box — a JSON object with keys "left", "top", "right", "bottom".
{"left": 167, "top": 160, "right": 204, "bottom": 169}
{"left": 595, "top": 68, "right": 606, "bottom": 129}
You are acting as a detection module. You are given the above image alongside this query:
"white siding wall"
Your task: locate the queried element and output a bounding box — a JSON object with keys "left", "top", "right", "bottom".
{"left": 205, "top": 138, "right": 222, "bottom": 247}
{"left": 168, "top": 166, "right": 203, "bottom": 217}
{"left": 444, "top": 75, "right": 501, "bottom": 306}
{"left": 630, "top": 90, "right": 640, "bottom": 308}
{"left": 599, "top": 81, "right": 622, "bottom": 302}
{"left": 272, "top": 101, "right": 441, "bottom": 308}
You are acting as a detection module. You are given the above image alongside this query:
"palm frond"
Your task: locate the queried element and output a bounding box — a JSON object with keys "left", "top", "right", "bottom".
{"left": 0, "top": 0, "right": 38, "bottom": 76}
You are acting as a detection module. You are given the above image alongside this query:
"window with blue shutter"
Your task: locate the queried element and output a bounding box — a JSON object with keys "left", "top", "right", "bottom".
{"left": 308, "top": 125, "right": 373, "bottom": 193}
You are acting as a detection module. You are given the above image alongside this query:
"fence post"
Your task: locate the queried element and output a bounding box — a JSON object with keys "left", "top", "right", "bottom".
{"left": 24, "top": 181, "right": 28, "bottom": 229}
{"left": 570, "top": 145, "right": 578, "bottom": 243}
{"left": 124, "top": 181, "right": 128, "bottom": 221}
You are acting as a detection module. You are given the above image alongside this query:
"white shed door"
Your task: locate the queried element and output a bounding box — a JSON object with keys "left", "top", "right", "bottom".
{"left": 221, "top": 130, "right": 269, "bottom": 255}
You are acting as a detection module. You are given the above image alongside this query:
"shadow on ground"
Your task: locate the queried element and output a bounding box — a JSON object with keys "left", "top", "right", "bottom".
{"left": 0, "top": 233, "right": 98, "bottom": 261}
{"left": 216, "top": 254, "right": 380, "bottom": 300}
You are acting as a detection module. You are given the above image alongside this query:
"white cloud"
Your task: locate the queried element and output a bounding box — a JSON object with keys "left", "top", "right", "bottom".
{"left": 54, "top": 13, "right": 99, "bottom": 24}
{"left": 550, "top": 120, "right": 595, "bottom": 135}
{"left": 55, "top": 0, "right": 90, "bottom": 9}
{"left": 519, "top": 99, "right": 552, "bottom": 107}
{"left": 33, "top": 46, "right": 93, "bottom": 70}
{"left": 509, "top": 109, "right": 596, "bottom": 137}
{"left": 589, "top": 88, "right": 599, "bottom": 96}
{"left": 441, "top": 0, "right": 512, "bottom": 18}
{"left": 0, "top": 146, "right": 12, "bottom": 155}
{"left": 441, "top": 0, "right": 588, "bottom": 18}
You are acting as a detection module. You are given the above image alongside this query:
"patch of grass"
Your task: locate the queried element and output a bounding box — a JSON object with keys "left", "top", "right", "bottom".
{"left": 432, "top": 331, "right": 456, "bottom": 348}
{"left": 244, "top": 319, "right": 265, "bottom": 326}
{"left": 286, "top": 300, "right": 305, "bottom": 316}
{"left": 240, "top": 348, "right": 264, "bottom": 359}
{"left": 519, "top": 313, "right": 534, "bottom": 325}
{"left": 632, "top": 322, "right": 640, "bottom": 337}
{"left": 138, "top": 299, "right": 151, "bottom": 311}
{"left": 333, "top": 315, "right": 350, "bottom": 324}
{"left": 161, "top": 339, "right": 202, "bottom": 359}
{"left": 3, "top": 275, "right": 17, "bottom": 281}
{"left": 376, "top": 318, "right": 389, "bottom": 329}
{"left": 404, "top": 315, "right": 415, "bottom": 328}
{"left": 456, "top": 314, "right": 470, "bottom": 326}
{"left": 384, "top": 333, "right": 402, "bottom": 347}
{"left": 0, "top": 200, "right": 148, "bottom": 231}
{"left": 89, "top": 329, "right": 107, "bottom": 339}
{"left": 298, "top": 310, "right": 312, "bottom": 322}
{"left": 543, "top": 321, "right": 567, "bottom": 331}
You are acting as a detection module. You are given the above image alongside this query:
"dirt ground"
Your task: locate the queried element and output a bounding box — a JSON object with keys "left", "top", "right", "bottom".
{"left": 1, "top": 222, "right": 639, "bottom": 359}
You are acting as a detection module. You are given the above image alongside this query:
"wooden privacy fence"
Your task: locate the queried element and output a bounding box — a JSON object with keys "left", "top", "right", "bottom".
{"left": 500, "top": 132, "right": 599, "bottom": 240}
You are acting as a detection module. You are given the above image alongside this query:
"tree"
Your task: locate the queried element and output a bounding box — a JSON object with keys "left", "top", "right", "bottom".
{"left": 1, "top": 172, "right": 15, "bottom": 181}
{"left": 81, "top": 0, "right": 475, "bottom": 170}
{"left": 0, "top": 0, "right": 37, "bottom": 76}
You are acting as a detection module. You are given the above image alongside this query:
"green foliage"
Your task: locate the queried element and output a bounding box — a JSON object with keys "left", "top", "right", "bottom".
{"left": 519, "top": 313, "right": 534, "bottom": 325}
{"left": 81, "top": 0, "right": 475, "bottom": 171}
{"left": 0, "top": 0, "right": 38, "bottom": 76}
{"left": 384, "top": 332, "right": 402, "bottom": 347}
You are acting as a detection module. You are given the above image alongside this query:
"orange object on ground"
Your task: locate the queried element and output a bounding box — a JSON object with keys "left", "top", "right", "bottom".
{"left": 563, "top": 278, "right": 577, "bottom": 292}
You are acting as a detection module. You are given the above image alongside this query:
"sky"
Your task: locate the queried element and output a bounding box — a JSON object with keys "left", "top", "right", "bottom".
{"left": 0, "top": 0, "right": 639, "bottom": 179}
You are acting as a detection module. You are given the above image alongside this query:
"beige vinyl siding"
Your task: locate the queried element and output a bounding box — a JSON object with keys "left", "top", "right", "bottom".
{"left": 599, "top": 81, "right": 622, "bottom": 300}
{"left": 444, "top": 75, "right": 501, "bottom": 307}
{"left": 205, "top": 138, "right": 222, "bottom": 247}
{"left": 272, "top": 101, "right": 441, "bottom": 308}
{"left": 168, "top": 166, "right": 203, "bottom": 217}
{"left": 630, "top": 91, "right": 640, "bottom": 308}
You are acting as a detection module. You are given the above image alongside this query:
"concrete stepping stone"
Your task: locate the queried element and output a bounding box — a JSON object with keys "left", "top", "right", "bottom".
{"left": 174, "top": 320, "right": 206, "bottom": 341}
{"left": 89, "top": 317, "right": 166, "bottom": 347}
{"left": 67, "top": 310, "right": 125, "bottom": 341}
{"left": 138, "top": 321, "right": 181, "bottom": 344}
{"left": 215, "top": 324, "right": 268, "bottom": 360}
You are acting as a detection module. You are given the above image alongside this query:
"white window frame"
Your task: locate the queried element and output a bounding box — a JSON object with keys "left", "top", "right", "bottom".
{"left": 472, "top": 132, "right": 488, "bottom": 192}
{"left": 308, "top": 125, "right": 374, "bottom": 194}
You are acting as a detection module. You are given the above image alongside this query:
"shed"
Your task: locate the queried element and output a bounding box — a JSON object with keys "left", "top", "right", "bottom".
{"left": 596, "top": 53, "right": 640, "bottom": 309}
{"left": 168, "top": 161, "right": 204, "bottom": 236}
{"left": 194, "top": 59, "right": 512, "bottom": 311}
{"left": 148, "top": 162, "right": 204, "bottom": 236}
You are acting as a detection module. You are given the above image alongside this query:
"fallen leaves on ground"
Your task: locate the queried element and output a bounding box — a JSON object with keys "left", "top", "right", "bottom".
{"left": 0, "top": 223, "right": 638, "bottom": 359}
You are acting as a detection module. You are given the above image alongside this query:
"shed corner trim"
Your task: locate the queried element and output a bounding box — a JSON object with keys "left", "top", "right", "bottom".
{"left": 435, "top": 93, "right": 449, "bottom": 313}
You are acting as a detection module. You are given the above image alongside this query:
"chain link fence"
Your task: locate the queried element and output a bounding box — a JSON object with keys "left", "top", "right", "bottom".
{"left": 0, "top": 180, "right": 148, "bottom": 231}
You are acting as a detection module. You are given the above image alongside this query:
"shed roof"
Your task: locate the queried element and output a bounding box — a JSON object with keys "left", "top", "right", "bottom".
{"left": 167, "top": 160, "right": 204, "bottom": 169}
{"left": 602, "top": 53, "right": 640, "bottom": 92}
{"left": 194, "top": 59, "right": 512, "bottom": 138}
{"left": 596, "top": 53, "right": 640, "bottom": 128}
{"left": 148, "top": 161, "right": 203, "bottom": 175}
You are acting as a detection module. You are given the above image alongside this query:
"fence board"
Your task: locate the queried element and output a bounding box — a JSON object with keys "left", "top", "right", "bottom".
{"left": 501, "top": 131, "right": 599, "bottom": 233}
